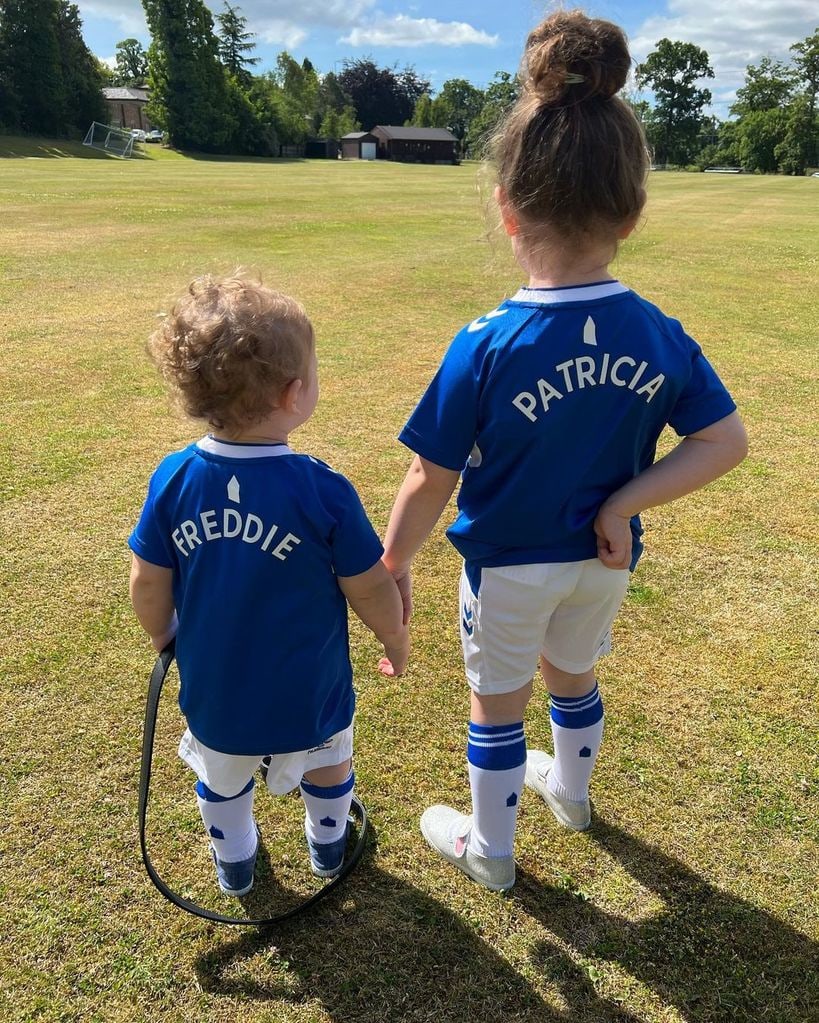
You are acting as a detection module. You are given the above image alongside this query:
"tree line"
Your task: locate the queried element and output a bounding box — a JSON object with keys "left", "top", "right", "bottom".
{"left": 0, "top": 0, "right": 816, "bottom": 173}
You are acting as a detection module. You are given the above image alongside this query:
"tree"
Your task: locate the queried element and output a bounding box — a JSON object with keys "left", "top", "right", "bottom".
{"left": 636, "top": 39, "right": 714, "bottom": 165}
{"left": 730, "top": 57, "right": 795, "bottom": 115}
{"left": 410, "top": 93, "right": 435, "bottom": 127}
{"left": 791, "top": 29, "right": 819, "bottom": 166}
{"left": 143, "top": 0, "right": 237, "bottom": 152}
{"left": 735, "top": 108, "right": 788, "bottom": 172}
{"left": 0, "top": 0, "right": 66, "bottom": 136}
{"left": 465, "top": 71, "right": 518, "bottom": 158}
{"left": 431, "top": 78, "right": 483, "bottom": 154}
{"left": 113, "top": 37, "right": 149, "bottom": 86}
{"left": 216, "top": 2, "right": 258, "bottom": 83}
{"left": 338, "top": 58, "right": 429, "bottom": 129}
{"left": 55, "top": 1, "right": 107, "bottom": 135}
{"left": 318, "top": 105, "right": 359, "bottom": 140}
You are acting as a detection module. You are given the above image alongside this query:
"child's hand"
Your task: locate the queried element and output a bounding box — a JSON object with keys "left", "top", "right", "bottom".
{"left": 391, "top": 567, "right": 413, "bottom": 625}
{"left": 150, "top": 612, "right": 179, "bottom": 653}
{"left": 593, "top": 504, "right": 632, "bottom": 570}
{"left": 378, "top": 627, "right": 410, "bottom": 677}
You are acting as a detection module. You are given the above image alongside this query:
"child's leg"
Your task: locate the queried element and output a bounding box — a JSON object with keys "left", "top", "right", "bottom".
{"left": 467, "top": 682, "right": 531, "bottom": 858}
{"left": 539, "top": 659, "right": 602, "bottom": 802}
{"left": 300, "top": 758, "right": 354, "bottom": 846}
{"left": 195, "top": 777, "right": 258, "bottom": 863}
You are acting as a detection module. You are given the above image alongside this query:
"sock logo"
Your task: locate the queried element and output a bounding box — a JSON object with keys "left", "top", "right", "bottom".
{"left": 579, "top": 747, "right": 592, "bottom": 758}
{"left": 506, "top": 792, "right": 518, "bottom": 807}
{"left": 320, "top": 816, "right": 337, "bottom": 828}
{"left": 462, "top": 603, "right": 474, "bottom": 636}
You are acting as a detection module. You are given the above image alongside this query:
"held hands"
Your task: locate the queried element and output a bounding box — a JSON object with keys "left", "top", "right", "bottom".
{"left": 593, "top": 504, "right": 633, "bottom": 571}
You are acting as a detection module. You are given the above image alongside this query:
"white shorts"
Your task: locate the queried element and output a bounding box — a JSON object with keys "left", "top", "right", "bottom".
{"left": 178, "top": 723, "right": 354, "bottom": 797}
{"left": 460, "top": 560, "right": 630, "bottom": 695}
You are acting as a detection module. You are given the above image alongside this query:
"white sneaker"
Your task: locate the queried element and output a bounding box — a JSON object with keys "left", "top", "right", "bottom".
{"left": 420, "top": 805, "right": 515, "bottom": 892}
{"left": 525, "top": 751, "right": 591, "bottom": 832}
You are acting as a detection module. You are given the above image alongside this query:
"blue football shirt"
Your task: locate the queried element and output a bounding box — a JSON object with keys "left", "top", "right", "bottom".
{"left": 129, "top": 437, "right": 384, "bottom": 755}
{"left": 399, "top": 281, "right": 737, "bottom": 572}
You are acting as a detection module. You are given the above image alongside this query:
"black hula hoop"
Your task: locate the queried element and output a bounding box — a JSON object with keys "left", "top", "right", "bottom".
{"left": 139, "top": 639, "right": 370, "bottom": 926}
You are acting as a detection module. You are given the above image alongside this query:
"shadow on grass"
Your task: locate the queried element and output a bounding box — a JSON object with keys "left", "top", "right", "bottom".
{"left": 513, "top": 817, "right": 819, "bottom": 1023}
{"left": 0, "top": 141, "right": 151, "bottom": 160}
{"left": 194, "top": 823, "right": 640, "bottom": 1023}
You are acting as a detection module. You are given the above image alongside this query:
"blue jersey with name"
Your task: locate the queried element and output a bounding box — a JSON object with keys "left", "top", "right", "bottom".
{"left": 399, "top": 281, "right": 737, "bottom": 571}
{"left": 129, "top": 438, "right": 384, "bottom": 755}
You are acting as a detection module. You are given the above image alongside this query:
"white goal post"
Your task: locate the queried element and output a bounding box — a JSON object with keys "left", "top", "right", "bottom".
{"left": 83, "top": 122, "right": 135, "bottom": 158}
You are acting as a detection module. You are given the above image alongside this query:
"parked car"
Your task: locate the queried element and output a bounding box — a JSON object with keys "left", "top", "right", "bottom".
{"left": 145, "top": 130, "right": 164, "bottom": 143}
{"left": 130, "top": 129, "right": 147, "bottom": 143}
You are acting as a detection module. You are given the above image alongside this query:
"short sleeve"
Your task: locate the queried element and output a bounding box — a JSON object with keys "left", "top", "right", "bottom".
{"left": 667, "top": 341, "right": 737, "bottom": 437}
{"left": 399, "top": 330, "right": 480, "bottom": 471}
{"left": 128, "top": 471, "right": 174, "bottom": 568}
{"left": 326, "top": 476, "right": 384, "bottom": 578}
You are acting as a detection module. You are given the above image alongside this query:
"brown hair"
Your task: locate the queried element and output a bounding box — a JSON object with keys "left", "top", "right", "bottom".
{"left": 149, "top": 274, "right": 314, "bottom": 431}
{"left": 491, "top": 9, "right": 649, "bottom": 243}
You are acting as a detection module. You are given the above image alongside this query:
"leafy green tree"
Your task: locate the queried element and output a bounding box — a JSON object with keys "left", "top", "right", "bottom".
{"left": 216, "top": 2, "right": 258, "bottom": 83}
{"left": 431, "top": 78, "right": 483, "bottom": 154}
{"left": 318, "top": 105, "right": 359, "bottom": 140}
{"left": 730, "top": 57, "right": 795, "bottom": 115}
{"left": 409, "top": 93, "right": 435, "bottom": 127}
{"left": 0, "top": 0, "right": 66, "bottom": 136}
{"left": 143, "top": 0, "right": 236, "bottom": 152}
{"left": 272, "top": 52, "right": 319, "bottom": 140}
{"left": 791, "top": 29, "right": 819, "bottom": 166}
{"left": 775, "top": 94, "right": 814, "bottom": 174}
{"left": 465, "top": 71, "right": 518, "bottom": 158}
{"left": 636, "top": 39, "right": 714, "bottom": 165}
{"left": 55, "top": 1, "right": 107, "bottom": 135}
{"left": 735, "top": 108, "right": 788, "bottom": 172}
{"left": 113, "top": 37, "right": 149, "bottom": 86}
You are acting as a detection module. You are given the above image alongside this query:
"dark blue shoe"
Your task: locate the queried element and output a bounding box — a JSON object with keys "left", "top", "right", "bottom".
{"left": 307, "top": 820, "right": 352, "bottom": 878}
{"left": 211, "top": 835, "right": 258, "bottom": 896}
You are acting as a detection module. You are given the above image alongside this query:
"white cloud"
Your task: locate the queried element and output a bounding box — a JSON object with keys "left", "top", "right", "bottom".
{"left": 630, "top": 0, "right": 817, "bottom": 109}
{"left": 341, "top": 14, "right": 498, "bottom": 48}
{"left": 76, "top": 1, "right": 146, "bottom": 36}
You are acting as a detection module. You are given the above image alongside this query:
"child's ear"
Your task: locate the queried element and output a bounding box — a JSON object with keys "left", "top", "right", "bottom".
{"left": 280, "top": 377, "right": 303, "bottom": 413}
{"left": 617, "top": 216, "right": 639, "bottom": 240}
{"left": 495, "top": 185, "right": 519, "bottom": 237}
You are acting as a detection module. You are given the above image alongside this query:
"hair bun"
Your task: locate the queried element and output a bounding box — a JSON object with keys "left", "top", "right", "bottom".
{"left": 523, "top": 10, "right": 630, "bottom": 106}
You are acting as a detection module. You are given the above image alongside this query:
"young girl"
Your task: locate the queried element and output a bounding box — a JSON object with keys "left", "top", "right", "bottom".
{"left": 382, "top": 10, "right": 748, "bottom": 891}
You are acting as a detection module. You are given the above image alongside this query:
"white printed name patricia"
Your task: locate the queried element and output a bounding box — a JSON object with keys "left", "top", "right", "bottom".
{"left": 513, "top": 354, "right": 665, "bottom": 422}
{"left": 172, "top": 507, "right": 301, "bottom": 560}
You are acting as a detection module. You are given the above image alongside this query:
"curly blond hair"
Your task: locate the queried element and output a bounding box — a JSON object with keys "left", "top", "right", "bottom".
{"left": 149, "top": 274, "right": 314, "bottom": 431}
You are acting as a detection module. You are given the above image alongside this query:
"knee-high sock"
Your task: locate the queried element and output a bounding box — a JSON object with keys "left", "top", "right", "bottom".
{"left": 195, "top": 777, "right": 257, "bottom": 862}
{"left": 467, "top": 721, "right": 526, "bottom": 859}
{"left": 300, "top": 771, "right": 354, "bottom": 846}
{"left": 548, "top": 682, "right": 604, "bottom": 802}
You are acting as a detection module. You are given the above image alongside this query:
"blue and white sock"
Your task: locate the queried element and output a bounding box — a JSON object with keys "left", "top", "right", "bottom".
{"left": 195, "top": 777, "right": 257, "bottom": 863}
{"left": 467, "top": 721, "right": 526, "bottom": 859}
{"left": 300, "top": 771, "right": 355, "bottom": 846}
{"left": 548, "top": 683, "right": 604, "bottom": 802}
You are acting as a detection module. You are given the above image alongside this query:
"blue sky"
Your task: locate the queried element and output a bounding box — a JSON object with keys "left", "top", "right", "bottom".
{"left": 76, "top": 0, "right": 817, "bottom": 116}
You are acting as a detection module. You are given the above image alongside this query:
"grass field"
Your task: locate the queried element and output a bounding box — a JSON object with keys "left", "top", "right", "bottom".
{"left": 1, "top": 135, "right": 817, "bottom": 1023}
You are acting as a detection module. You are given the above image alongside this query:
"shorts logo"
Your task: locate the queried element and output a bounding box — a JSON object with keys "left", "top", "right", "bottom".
{"left": 462, "top": 603, "right": 474, "bottom": 636}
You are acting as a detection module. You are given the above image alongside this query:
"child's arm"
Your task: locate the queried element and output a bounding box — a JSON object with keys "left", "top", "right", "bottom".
{"left": 594, "top": 411, "right": 749, "bottom": 570}
{"left": 338, "top": 561, "right": 410, "bottom": 676}
{"left": 382, "top": 455, "right": 461, "bottom": 622}
{"left": 129, "top": 553, "right": 178, "bottom": 652}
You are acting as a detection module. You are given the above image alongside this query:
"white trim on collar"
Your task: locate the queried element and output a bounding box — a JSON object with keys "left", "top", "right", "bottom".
{"left": 196, "top": 436, "right": 294, "bottom": 459}
{"left": 510, "top": 281, "right": 629, "bottom": 304}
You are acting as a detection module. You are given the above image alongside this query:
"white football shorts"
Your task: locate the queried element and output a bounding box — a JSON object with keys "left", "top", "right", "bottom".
{"left": 459, "top": 560, "right": 630, "bottom": 695}
{"left": 178, "top": 722, "right": 354, "bottom": 797}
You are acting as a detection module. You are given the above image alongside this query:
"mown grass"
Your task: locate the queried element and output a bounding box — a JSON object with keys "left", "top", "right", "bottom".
{"left": 1, "top": 135, "right": 817, "bottom": 1022}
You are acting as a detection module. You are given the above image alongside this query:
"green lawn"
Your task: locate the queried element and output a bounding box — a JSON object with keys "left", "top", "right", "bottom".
{"left": 1, "top": 136, "right": 817, "bottom": 1023}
